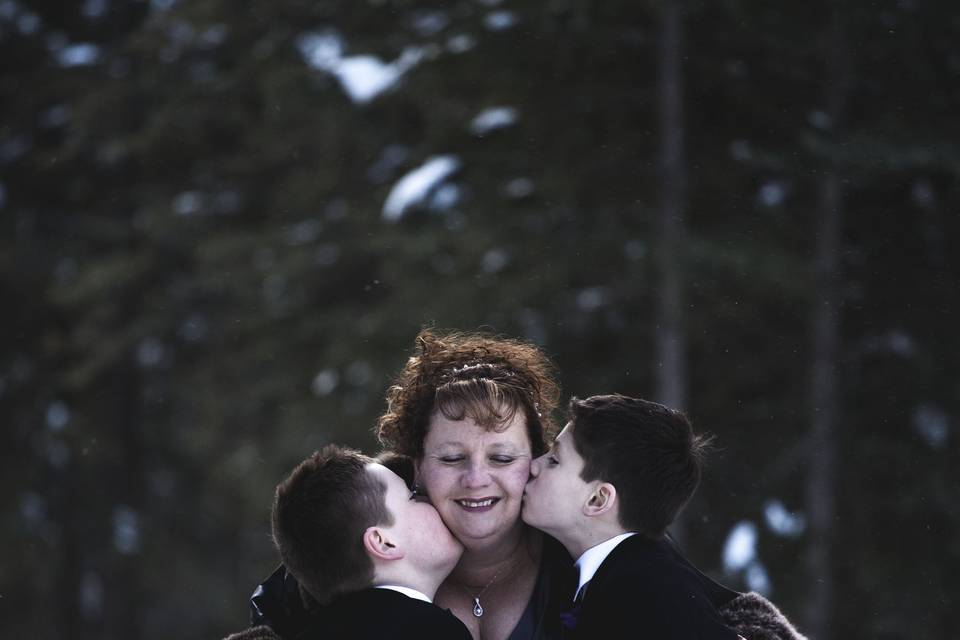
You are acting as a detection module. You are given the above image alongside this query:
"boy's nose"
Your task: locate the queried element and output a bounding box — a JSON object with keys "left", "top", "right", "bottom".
{"left": 529, "top": 455, "right": 542, "bottom": 478}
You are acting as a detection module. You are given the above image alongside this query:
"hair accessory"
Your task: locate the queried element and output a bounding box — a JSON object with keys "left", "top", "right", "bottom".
{"left": 451, "top": 362, "right": 514, "bottom": 378}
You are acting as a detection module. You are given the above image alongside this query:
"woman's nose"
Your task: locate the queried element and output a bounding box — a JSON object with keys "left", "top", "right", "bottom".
{"left": 461, "top": 461, "right": 491, "bottom": 488}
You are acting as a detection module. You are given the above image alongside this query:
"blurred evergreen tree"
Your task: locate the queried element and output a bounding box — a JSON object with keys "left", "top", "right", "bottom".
{"left": 2, "top": 0, "right": 958, "bottom": 638}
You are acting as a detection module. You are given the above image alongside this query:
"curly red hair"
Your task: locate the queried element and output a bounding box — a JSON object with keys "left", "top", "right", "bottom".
{"left": 376, "top": 329, "right": 561, "bottom": 459}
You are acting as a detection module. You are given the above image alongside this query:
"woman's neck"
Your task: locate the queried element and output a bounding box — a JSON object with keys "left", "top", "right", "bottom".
{"left": 449, "top": 525, "right": 540, "bottom": 588}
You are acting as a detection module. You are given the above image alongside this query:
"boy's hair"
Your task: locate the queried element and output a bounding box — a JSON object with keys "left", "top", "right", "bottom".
{"left": 569, "top": 394, "right": 711, "bottom": 537}
{"left": 271, "top": 445, "right": 393, "bottom": 604}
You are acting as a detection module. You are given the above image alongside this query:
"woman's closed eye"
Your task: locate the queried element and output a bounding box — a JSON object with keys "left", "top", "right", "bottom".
{"left": 435, "top": 454, "right": 516, "bottom": 465}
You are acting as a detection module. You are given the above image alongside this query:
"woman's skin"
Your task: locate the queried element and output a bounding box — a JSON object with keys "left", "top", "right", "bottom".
{"left": 416, "top": 411, "right": 544, "bottom": 640}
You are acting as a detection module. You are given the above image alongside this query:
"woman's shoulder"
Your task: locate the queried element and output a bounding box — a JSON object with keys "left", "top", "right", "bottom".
{"left": 539, "top": 533, "right": 574, "bottom": 570}
{"left": 521, "top": 531, "right": 575, "bottom": 598}
{"left": 541, "top": 534, "right": 577, "bottom": 594}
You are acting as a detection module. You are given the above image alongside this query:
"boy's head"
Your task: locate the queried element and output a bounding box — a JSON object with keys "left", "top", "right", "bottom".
{"left": 523, "top": 394, "right": 710, "bottom": 547}
{"left": 272, "top": 445, "right": 461, "bottom": 604}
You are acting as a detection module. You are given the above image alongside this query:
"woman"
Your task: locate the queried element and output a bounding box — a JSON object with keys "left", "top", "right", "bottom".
{"left": 251, "top": 330, "right": 574, "bottom": 640}
{"left": 377, "top": 330, "right": 573, "bottom": 639}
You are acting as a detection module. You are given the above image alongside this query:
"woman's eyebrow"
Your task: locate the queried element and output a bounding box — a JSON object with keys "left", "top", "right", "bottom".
{"left": 487, "top": 442, "right": 525, "bottom": 452}
{"left": 427, "top": 441, "right": 526, "bottom": 453}
{"left": 430, "top": 441, "right": 465, "bottom": 449}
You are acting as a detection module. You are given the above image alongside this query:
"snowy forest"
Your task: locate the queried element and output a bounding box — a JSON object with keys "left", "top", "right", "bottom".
{"left": 3, "top": 0, "right": 958, "bottom": 638}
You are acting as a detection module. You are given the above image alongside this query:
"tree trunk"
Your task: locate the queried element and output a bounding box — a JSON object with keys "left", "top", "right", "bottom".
{"left": 806, "top": 172, "right": 841, "bottom": 638}
{"left": 53, "top": 456, "right": 82, "bottom": 640}
{"left": 657, "top": 0, "right": 689, "bottom": 545}
{"left": 656, "top": 0, "right": 687, "bottom": 415}
{"left": 114, "top": 357, "right": 146, "bottom": 640}
{"left": 804, "top": 8, "right": 850, "bottom": 638}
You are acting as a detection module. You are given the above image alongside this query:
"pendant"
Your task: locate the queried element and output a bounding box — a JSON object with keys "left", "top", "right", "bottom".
{"left": 473, "top": 598, "right": 484, "bottom": 617}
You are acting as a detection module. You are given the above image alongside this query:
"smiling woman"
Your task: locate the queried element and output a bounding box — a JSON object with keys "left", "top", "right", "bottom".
{"left": 374, "top": 330, "right": 574, "bottom": 640}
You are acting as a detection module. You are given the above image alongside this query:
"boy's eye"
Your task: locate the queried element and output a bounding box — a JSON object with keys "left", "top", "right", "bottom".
{"left": 547, "top": 456, "right": 559, "bottom": 466}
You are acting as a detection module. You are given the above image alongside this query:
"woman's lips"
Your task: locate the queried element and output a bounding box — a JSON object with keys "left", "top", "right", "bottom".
{"left": 455, "top": 497, "right": 501, "bottom": 512}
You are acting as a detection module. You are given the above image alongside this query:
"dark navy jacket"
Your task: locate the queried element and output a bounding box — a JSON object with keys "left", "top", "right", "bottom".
{"left": 569, "top": 535, "right": 740, "bottom": 639}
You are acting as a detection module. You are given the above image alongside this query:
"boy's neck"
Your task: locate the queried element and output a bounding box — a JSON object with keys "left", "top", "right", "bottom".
{"left": 562, "top": 522, "right": 631, "bottom": 560}
{"left": 373, "top": 565, "right": 447, "bottom": 601}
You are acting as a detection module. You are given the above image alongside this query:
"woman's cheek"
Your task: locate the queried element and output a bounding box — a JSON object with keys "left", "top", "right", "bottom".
{"left": 502, "top": 461, "right": 533, "bottom": 498}
{"left": 419, "top": 463, "right": 454, "bottom": 499}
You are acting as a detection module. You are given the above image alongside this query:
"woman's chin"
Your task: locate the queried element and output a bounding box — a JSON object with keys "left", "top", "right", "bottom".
{"left": 447, "top": 514, "right": 525, "bottom": 549}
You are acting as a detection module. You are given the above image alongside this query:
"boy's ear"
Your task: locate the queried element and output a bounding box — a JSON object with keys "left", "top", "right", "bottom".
{"left": 583, "top": 482, "right": 617, "bottom": 518}
{"left": 363, "top": 526, "right": 404, "bottom": 562}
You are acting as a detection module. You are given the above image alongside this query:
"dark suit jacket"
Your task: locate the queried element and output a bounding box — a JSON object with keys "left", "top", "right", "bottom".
{"left": 252, "top": 533, "right": 575, "bottom": 640}
{"left": 295, "top": 588, "right": 471, "bottom": 640}
{"left": 571, "top": 535, "right": 740, "bottom": 640}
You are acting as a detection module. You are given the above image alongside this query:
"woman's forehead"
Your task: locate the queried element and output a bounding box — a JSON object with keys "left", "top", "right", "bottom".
{"left": 436, "top": 392, "right": 525, "bottom": 430}
{"left": 425, "top": 412, "right": 530, "bottom": 448}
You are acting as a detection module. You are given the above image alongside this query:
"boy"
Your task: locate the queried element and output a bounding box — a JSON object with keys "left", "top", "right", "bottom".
{"left": 522, "top": 394, "right": 741, "bottom": 639}
{"left": 270, "top": 445, "right": 471, "bottom": 639}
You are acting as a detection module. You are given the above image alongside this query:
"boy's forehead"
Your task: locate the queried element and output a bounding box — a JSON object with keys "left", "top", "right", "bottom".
{"left": 367, "top": 461, "right": 393, "bottom": 477}
{"left": 366, "top": 462, "right": 402, "bottom": 489}
{"left": 554, "top": 422, "right": 575, "bottom": 447}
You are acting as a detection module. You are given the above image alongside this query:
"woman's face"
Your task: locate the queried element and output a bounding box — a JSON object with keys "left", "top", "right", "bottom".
{"left": 417, "top": 409, "right": 533, "bottom": 549}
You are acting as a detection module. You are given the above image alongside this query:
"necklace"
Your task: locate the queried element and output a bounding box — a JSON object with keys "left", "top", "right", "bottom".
{"left": 465, "top": 564, "right": 505, "bottom": 617}
{"left": 455, "top": 534, "right": 534, "bottom": 618}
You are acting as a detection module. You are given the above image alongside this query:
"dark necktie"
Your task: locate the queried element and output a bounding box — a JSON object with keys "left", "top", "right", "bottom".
{"left": 559, "top": 581, "right": 590, "bottom": 635}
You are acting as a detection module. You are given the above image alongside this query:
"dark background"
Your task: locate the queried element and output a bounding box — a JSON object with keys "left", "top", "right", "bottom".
{"left": 2, "top": 1, "right": 957, "bottom": 638}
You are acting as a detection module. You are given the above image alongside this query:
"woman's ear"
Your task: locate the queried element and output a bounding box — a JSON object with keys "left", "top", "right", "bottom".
{"left": 363, "top": 527, "right": 404, "bottom": 562}
{"left": 583, "top": 483, "right": 617, "bottom": 518}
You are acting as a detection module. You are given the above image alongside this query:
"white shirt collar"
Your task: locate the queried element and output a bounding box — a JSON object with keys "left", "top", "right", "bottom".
{"left": 573, "top": 532, "right": 637, "bottom": 600}
{"left": 374, "top": 584, "right": 432, "bottom": 603}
